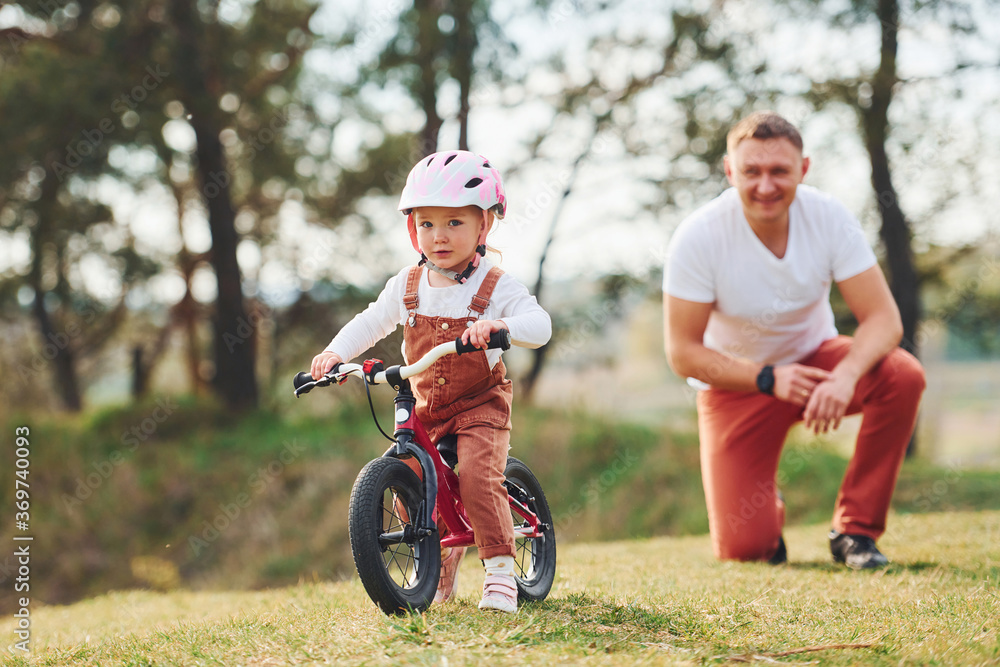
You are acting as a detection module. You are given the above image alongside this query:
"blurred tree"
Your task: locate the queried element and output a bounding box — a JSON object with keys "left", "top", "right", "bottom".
{"left": 365, "top": 0, "right": 511, "bottom": 154}
{"left": 803, "top": 0, "right": 919, "bottom": 355}
{"left": 795, "top": 0, "right": 1000, "bottom": 452}
{"left": 166, "top": 0, "right": 257, "bottom": 410}
{"left": 512, "top": 0, "right": 998, "bottom": 417}
{"left": 920, "top": 241, "right": 1000, "bottom": 359}
{"left": 782, "top": 0, "right": 997, "bottom": 343}
{"left": 866, "top": 0, "right": 919, "bottom": 354}
{"left": 0, "top": 0, "right": 323, "bottom": 411}
{"left": 517, "top": 6, "right": 765, "bottom": 398}
{"left": 450, "top": 0, "right": 476, "bottom": 150}
{"left": 0, "top": 4, "right": 158, "bottom": 411}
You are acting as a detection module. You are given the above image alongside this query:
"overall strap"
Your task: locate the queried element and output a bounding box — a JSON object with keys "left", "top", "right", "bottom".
{"left": 468, "top": 266, "right": 505, "bottom": 317}
{"left": 403, "top": 266, "right": 422, "bottom": 326}
{"left": 403, "top": 265, "right": 422, "bottom": 311}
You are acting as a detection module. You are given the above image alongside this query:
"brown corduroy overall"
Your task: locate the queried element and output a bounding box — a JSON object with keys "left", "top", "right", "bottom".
{"left": 400, "top": 265, "right": 516, "bottom": 560}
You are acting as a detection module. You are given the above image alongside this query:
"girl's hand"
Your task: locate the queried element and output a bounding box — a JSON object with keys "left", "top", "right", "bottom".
{"left": 462, "top": 319, "right": 508, "bottom": 350}
{"left": 311, "top": 351, "right": 343, "bottom": 380}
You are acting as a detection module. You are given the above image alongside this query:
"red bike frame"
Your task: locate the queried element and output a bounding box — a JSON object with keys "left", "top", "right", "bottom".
{"left": 390, "top": 392, "right": 545, "bottom": 550}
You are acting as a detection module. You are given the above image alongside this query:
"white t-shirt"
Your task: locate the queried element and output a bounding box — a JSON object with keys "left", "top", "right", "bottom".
{"left": 325, "top": 259, "right": 551, "bottom": 368}
{"left": 664, "top": 185, "right": 876, "bottom": 366}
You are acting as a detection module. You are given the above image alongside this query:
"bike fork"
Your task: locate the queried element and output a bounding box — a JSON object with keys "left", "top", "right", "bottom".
{"left": 381, "top": 390, "right": 438, "bottom": 540}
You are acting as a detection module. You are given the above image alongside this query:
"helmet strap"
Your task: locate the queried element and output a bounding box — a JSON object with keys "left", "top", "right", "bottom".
{"left": 477, "top": 209, "right": 490, "bottom": 257}
{"left": 413, "top": 210, "right": 490, "bottom": 285}
{"left": 418, "top": 253, "right": 478, "bottom": 285}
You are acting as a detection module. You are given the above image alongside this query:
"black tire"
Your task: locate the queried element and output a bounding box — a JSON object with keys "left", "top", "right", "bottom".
{"left": 348, "top": 457, "right": 441, "bottom": 615}
{"left": 504, "top": 456, "right": 556, "bottom": 602}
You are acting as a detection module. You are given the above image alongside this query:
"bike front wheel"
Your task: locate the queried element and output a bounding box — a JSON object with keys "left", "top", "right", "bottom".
{"left": 505, "top": 456, "right": 556, "bottom": 602}
{"left": 348, "top": 457, "right": 441, "bottom": 615}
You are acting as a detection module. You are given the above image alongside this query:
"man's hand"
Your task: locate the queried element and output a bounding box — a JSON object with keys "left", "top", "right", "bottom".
{"left": 311, "top": 351, "right": 344, "bottom": 380}
{"left": 462, "top": 319, "right": 508, "bottom": 349}
{"left": 773, "top": 364, "right": 831, "bottom": 408}
{"left": 803, "top": 373, "right": 856, "bottom": 434}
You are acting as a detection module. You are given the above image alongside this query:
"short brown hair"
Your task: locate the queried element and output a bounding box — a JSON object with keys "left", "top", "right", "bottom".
{"left": 727, "top": 111, "right": 803, "bottom": 154}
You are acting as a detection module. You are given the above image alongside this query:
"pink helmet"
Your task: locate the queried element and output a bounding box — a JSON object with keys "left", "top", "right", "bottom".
{"left": 399, "top": 151, "right": 506, "bottom": 264}
{"left": 399, "top": 150, "right": 506, "bottom": 218}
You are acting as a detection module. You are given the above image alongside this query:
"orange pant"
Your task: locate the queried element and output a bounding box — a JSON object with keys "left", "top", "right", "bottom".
{"left": 441, "top": 417, "right": 515, "bottom": 561}
{"left": 696, "top": 336, "right": 926, "bottom": 561}
{"left": 401, "top": 416, "right": 515, "bottom": 561}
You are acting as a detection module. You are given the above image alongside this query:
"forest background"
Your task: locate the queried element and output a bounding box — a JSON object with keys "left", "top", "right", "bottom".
{"left": 0, "top": 0, "right": 998, "bottom": 610}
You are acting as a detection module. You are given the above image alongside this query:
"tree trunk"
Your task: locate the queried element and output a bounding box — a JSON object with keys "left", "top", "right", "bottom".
{"left": 520, "top": 136, "right": 594, "bottom": 401}
{"left": 30, "top": 174, "right": 82, "bottom": 412}
{"left": 862, "top": 0, "right": 921, "bottom": 454}
{"left": 451, "top": 0, "right": 475, "bottom": 151}
{"left": 31, "top": 288, "right": 82, "bottom": 412}
{"left": 178, "top": 288, "right": 205, "bottom": 394}
{"left": 867, "top": 142, "right": 920, "bottom": 354}
{"left": 414, "top": 0, "right": 443, "bottom": 153}
{"left": 131, "top": 346, "right": 148, "bottom": 399}
{"left": 169, "top": 0, "right": 257, "bottom": 410}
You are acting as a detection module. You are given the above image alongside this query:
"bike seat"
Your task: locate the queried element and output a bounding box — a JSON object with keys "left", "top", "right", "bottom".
{"left": 436, "top": 435, "right": 459, "bottom": 469}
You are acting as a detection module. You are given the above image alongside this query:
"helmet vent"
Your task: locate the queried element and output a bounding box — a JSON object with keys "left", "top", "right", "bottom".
{"left": 444, "top": 154, "right": 458, "bottom": 166}
{"left": 464, "top": 177, "right": 483, "bottom": 188}
{"left": 425, "top": 156, "right": 435, "bottom": 166}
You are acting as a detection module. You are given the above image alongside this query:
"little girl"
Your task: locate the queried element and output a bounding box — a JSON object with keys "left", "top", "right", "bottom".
{"left": 310, "top": 150, "right": 551, "bottom": 613}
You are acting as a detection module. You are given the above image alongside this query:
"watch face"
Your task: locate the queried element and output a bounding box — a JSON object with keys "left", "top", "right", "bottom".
{"left": 757, "top": 366, "right": 775, "bottom": 394}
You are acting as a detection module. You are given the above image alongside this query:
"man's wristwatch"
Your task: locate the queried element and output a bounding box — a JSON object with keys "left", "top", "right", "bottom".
{"left": 756, "top": 364, "right": 775, "bottom": 395}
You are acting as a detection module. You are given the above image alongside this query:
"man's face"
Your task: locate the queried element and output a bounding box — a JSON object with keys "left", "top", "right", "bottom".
{"left": 724, "top": 137, "right": 809, "bottom": 229}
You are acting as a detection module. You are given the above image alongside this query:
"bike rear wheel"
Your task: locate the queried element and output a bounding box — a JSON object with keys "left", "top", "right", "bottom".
{"left": 504, "top": 456, "right": 556, "bottom": 602}
{"left": 348, "top": 457, "right": 441, "bottom": 615}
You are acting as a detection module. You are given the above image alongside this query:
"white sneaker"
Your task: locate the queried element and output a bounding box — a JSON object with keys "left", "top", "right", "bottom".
{"left": 478, "top": 574, "right": 518, "bottom": 613}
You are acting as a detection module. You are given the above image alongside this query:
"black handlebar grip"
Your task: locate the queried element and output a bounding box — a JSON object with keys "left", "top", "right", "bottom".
{"left": 455, "top": 329, "right": 511, "bottom": 355}
{"left": 293, "top": 371, "right": 314, "bottom": 391}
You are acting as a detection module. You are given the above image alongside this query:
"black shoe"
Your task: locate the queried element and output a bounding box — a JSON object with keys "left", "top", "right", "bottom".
{"left": 828, "top": 530, "right": 889, "bottom": 569}
{"left": 768, "top": 536, "right": 787, "bottom": 565}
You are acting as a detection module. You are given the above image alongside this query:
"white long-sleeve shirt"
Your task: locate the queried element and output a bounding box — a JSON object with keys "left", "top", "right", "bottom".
{"left": 325, "top": 259, "right": 551, "bottom": 368}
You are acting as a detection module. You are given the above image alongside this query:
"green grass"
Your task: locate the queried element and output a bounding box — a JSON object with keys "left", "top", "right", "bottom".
{"left": 3, "top": 510, "right": 997, "bottom": 666}
{"left": 3, "top": 400, "right": 1000, "bottom": 615}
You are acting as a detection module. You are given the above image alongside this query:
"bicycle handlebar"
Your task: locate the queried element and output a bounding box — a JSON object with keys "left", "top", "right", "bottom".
{"left": 293, "top": 330, "right": 512, "bottom": 397}
{"left": 454, "top": 329, "right": 511, "bottom": 355}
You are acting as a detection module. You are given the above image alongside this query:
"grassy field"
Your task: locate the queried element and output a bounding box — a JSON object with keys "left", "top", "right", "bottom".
{"left": 3, "top": 399, "right": 999, "bottom": 619}
{"left": 4, "top": 510, "right": 997, "bottom": 666}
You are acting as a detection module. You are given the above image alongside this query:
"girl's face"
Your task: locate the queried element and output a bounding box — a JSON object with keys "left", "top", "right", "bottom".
{"left": 413, "top": 205, "right": 491, "bottom": 274}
